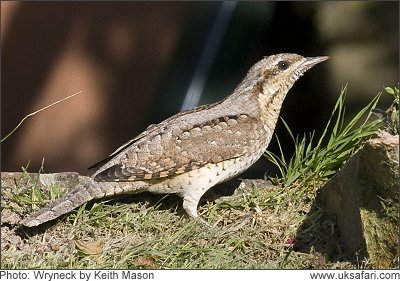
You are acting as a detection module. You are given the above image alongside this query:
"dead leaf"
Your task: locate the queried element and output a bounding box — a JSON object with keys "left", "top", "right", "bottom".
{"left": 135, "top": 256, "right": 156, "bottom": 268}
{"left": 74, "top": 239, "right": 103, "bottom": 255}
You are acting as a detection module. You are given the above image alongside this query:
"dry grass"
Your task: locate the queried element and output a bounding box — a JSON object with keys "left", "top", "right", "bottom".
{"left": 1, "top": 172, "right": 355, "bottom": 269}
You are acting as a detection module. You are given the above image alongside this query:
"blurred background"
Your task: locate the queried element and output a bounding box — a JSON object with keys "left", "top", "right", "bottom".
{"left": 1, "top": 2, "right": 398, "bottom": 178}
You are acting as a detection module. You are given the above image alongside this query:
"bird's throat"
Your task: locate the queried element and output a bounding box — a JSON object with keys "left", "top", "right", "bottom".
{"left": 258, "top": 87, "right": 289, "bottom": 135}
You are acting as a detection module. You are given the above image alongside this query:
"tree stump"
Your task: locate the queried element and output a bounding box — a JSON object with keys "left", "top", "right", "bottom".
{"left": 318, "top": 132, "right": 399, "bottom": 268}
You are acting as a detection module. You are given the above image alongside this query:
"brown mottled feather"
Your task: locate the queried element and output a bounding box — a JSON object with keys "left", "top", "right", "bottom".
{"left": 94, "top": 114, "right": 263, "bottom": 182}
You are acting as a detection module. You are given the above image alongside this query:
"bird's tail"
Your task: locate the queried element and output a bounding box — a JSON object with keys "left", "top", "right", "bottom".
{"left": 20, "top": 177, "right": 143, "bottom": 227}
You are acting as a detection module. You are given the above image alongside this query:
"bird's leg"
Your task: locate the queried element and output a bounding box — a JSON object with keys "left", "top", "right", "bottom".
{"left": 182, "top": 194, "right": 212, "bottom": 227}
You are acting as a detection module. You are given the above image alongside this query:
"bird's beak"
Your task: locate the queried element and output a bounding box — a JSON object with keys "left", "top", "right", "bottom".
{"left": 302, "top": 56, "right": 329, "bottom": 68}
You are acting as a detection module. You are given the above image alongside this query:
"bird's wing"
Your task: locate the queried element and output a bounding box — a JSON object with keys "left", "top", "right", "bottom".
{"left": 87, "top": 123, "right": 161, "bottom": 172}
{"left": 88, "top": 103, "right": 216, "bottom": 172}
{"left": 93, "top": 113, "right": 263, "bottom": 182}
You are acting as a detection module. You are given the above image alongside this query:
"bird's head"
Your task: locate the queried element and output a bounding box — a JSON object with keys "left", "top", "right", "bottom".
{"left": 244, "top": 53, "right": 329, "bottom": 97}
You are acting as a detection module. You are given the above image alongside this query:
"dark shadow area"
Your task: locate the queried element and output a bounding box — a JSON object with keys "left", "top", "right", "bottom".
{"left": 2, "top": 2, "right": 187, "bottom": 173}
{"left": 2, "top": 4, "right": 79, "bottom": 138}
{"left": 293, "top": 192, "right": 367, "bottom": 267}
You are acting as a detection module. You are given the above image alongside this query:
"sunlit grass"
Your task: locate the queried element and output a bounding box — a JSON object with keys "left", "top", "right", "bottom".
{"left": 264, "top": 85, "right": 382, "bottom": 201}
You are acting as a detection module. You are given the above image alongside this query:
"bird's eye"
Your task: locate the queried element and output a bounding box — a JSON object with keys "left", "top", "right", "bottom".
{"left": 277, "top": 60, "right": 289, "bottom": 70}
